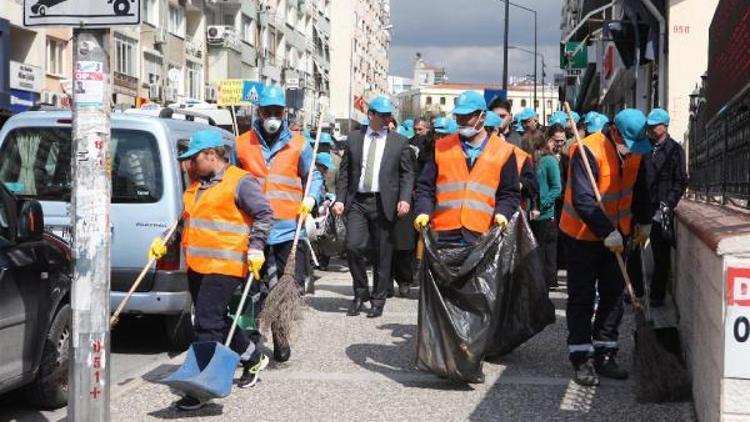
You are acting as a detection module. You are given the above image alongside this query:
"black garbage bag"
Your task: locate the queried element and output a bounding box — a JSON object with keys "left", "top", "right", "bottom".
{"left": 415, "top": 213, "right": 555, "bottom": 383}
{"left": 318, "top": 207, "right": 346, "bottom": 257}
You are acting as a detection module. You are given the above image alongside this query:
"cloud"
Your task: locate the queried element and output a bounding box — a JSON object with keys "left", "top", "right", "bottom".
{"left": 389, "top": 0, "right": 564, "bottom": 83}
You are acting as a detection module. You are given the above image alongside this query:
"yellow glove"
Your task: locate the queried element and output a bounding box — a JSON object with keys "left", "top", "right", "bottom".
{"left": 634, "top": 224, "right": 652, "bottom": 246}
{"left": 494, "top": 214, "right": 509, "bottom": 230}
{"left": 414, "top": 214, "right": 430, "bottom": 230}
{"left": 247, "top": 251, "right": 265, "bottom": 279}
{"left": 148, "top": 238, "right": 167, "bottom": 261}
{"left": 298, "top": 196, "right": 316, "bottom": 219}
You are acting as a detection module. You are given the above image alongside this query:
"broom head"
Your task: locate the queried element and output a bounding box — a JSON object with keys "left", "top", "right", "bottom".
{"left": 258, "top": 256, "right": 304, "bottom": 347}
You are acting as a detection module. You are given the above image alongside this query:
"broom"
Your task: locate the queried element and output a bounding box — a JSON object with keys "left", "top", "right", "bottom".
{"left": 563, "top": 103, "right": 690, "bottom": 402}
{"left": 259, "top": 112, "right": 327, "bottom": 347}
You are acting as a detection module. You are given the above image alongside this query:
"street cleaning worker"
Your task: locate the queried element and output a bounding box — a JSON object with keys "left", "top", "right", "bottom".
{"left": 414, "top": 90, "right": 521, "bottom": 244}
{"left": 234, "top": 85, "right": 323, "bottom": 363}
{"left": 560, "top": 109, "right": 652, "bottom": 387}
{"left": 149, "top": 130, "right": 274, "bottom": 411}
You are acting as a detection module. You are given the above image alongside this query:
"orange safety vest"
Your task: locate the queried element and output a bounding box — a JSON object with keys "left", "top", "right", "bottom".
{"left": 559, "top": 132, "right": 642, "bottom": 241}
{"left": 432, "top": 134, "right": 515, "bottom": 233}
{"left": 514, "top": 147, "right": 532, "bottom": 175}
{"left": 236, "top": 131, "right": 306, "bottom": 222}
{"left": 182, "top": 166, "right": 254, "bottom": 277}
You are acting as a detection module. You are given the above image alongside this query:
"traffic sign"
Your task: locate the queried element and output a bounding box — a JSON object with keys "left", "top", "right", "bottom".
{"left": 560, "top": 42, "right": 588, "bottom": 70}
{"left": 725, "top": 265, "right": 750, "bottom": 379}
{"left": 24, "top": 0, "right": 141, "bottom": 27}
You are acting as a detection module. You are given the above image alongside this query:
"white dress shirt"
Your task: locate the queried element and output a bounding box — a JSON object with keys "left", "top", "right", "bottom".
{"left": 358, "top": 127, "right": 388, "bottom": 193}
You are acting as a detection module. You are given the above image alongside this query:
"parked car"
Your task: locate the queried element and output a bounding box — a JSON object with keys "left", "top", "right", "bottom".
{"left": 0, "top": 111, "right": 236, "bottom": 350}
{"left": 0, "top": 183, "right": 72, "bottom": 409}
{"left": 30, "top": 0, "right": 67, "bottom": 16}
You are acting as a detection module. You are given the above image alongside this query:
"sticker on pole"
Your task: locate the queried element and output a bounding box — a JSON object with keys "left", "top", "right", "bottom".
{"left": 74, "top": 61, "right": 105, "bottom": 108}
{"left": 24, "top": 0, "right": 141, "bottom": 27}
{"left": 725, "top": 266, "right": 750, "bottom": 379}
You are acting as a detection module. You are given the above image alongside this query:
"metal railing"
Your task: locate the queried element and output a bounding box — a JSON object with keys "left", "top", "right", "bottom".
{"left": 688, "top": 79, "right": 750, "bottom": 209}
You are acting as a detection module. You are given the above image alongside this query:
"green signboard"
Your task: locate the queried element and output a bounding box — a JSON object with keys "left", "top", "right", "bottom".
{"left": 560, "top": 42, "right": 588, "bottom": 70}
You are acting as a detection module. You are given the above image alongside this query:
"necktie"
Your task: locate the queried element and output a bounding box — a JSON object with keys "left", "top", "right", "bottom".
{"left": 363, "top": 134, "right": 378, "bottom": 192}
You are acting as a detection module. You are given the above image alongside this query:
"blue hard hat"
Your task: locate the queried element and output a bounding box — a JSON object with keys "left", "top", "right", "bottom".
{"left": 315, "top": 152, "right": 336, "bottom": 170}
{"left": 586, "top": 113, "right": 610, "bottom": 134}
{"left": 614, "top": 109, "right": 651, "bottom": 154}
{"left": 259, "top": 84, "right": 286, "bottom": 107}
{"left": 368, "top": 96, "right": 393, "bottom": 113}
{"left": 548, "top": 111, "right": 568, "bottom": 127}
{"left": 646, "top": 108, "right": 670, "bottom": 126}
{"left": 178, "top": 130, "right": 224, "bottom": 160}
{"left": 484, "top": 111, "right": 503, "bottom": 128}
{"left": 452, "top": 91, "right": 486, "bottom": 115}
{"left": 515, "top": 107, "right": 537, "bottom": 122}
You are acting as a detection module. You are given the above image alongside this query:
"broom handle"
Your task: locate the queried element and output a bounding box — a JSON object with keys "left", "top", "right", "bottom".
{"left": 226, "top": 274, "right": 256, "bottom": 347}
{"left": 110, "top": 221, "right": 180, "bottom": 328}
{"left": 563, "top": 103, "right": 640, "bottom": 309}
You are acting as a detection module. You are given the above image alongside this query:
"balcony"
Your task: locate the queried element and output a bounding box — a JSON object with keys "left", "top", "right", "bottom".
{"left": 185, "top": 35, "right": 204, "bottom": 59}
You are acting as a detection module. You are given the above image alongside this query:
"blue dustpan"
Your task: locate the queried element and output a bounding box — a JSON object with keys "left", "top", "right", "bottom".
{"left": 157, "top": 275, "right": 255, "bottom": 400}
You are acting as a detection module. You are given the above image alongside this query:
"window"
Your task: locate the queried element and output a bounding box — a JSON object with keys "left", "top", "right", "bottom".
{"left": 426, "top": 96, "right": 432, "bottom": 105}
{"left": 46, "top": 38, "right": 65, "bottom": 76}
{"left": 168, "top": 5, "right": 185, "bottom": 37}
{"left": 241, "top": 15, "right": 255, "bottom": 45}
{"left": 114, "top": 34, "right": 137, "bottom": 77}
{"left": 521, "top": 99, "right": 527, "bottom": 107}
{"left": 143, "top": 52, "right": 162, "bottom": 85}
{"left": 224, "top": 13, "right": 236, "bottom": 27}
{"left": 143, "top": 0, "right": 158, "bottom": 25}
{"left": 0, "top": 128, "right": 163, "bottom": 203}
{"left": 186, "top": 61, "right": 203, "bottom": 100}
{"left": 440, "top": 97, "right": 446, "bottom": 105}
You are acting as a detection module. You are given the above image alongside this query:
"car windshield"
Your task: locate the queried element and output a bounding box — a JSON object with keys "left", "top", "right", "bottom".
{"left": 0, "top": 127, "right": 163, "bottom": 203}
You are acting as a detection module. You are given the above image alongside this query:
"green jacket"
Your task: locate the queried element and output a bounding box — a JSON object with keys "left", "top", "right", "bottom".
{"left": 535, "top": 155, "right": 562, "bottom": 221}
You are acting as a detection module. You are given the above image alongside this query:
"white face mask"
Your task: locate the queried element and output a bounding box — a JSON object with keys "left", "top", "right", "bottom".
{"left": 458, "top": 126, "right": 479, "bottom": 138}
{"left": 263, "top": 117, "right": 282, "bottom": 134}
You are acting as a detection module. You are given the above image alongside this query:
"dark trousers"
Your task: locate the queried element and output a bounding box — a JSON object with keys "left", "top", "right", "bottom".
{"left": 627, "top": 245, "right": 645, "bottom": 298}
{"left": 531, "top": 218, "right": 558, "bottom": 288}
{"left": 188, "top": 271, "right": 251, "bottom": 358}
{"left": 392, "top": 249, "right": 416, "bottom": 288}
{"left": 264, "top": 240, "right": 306, "bottom": 288}
{"left": 650, "top": 224, "right": 671, "bottom": 302}
{"left": 346, "top": 194, "right": 394, "bottom": 306}
{"left": 564, "top": 236, "right": 625, "bottom": 366}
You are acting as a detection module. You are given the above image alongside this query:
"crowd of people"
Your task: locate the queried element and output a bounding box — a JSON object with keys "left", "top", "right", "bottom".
{"left": 147, "top": 85, "right": 688, "bottom": 410}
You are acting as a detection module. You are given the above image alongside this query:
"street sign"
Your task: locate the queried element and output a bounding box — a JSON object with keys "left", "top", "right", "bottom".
{"left": 560, "top": 42, "right": 587, "bottom": 70}
{"left": 484, "top": 89, "right": 507, "bottom": 106}
{"left": 725, "top": 265, "right": 750, "bottom": 379}
{"left": 24, "top": 0, "right": 141, "bottom": 27}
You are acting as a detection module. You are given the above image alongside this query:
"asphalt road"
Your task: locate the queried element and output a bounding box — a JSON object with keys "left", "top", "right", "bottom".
{"left": 0, "top": 314, "right": 179, "bottom": 422}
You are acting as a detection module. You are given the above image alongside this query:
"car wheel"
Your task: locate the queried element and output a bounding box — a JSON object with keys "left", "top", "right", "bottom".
{"left": 164, "top": 300, "right": 195, "bottom": 351}
{"left": 112, "top": 0, "right": 130, "bottom": 16}
{"left": 24, "top": 304, "right": 71, "bottom": 409}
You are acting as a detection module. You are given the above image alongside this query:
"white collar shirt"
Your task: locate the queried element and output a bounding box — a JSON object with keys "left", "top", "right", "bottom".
{"left": 358, "top": 127, "right": 388, "bottom": 193}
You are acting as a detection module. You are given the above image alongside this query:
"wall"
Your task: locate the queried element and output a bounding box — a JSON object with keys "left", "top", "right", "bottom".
{"left": 328, "top": 0, "right": 354, "bottom": 121}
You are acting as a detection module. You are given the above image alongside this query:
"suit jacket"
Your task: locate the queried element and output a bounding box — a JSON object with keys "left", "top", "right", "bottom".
{"left": 644, "top": 136, "right": 688, "bottom": 210}
{"left": 336, "top": 128, "right": 415, "bottom": 222}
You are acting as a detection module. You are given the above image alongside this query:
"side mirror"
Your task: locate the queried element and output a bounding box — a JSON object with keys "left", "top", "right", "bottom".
{"left": 17, "top": 200, "right": 44, "bottom": 243}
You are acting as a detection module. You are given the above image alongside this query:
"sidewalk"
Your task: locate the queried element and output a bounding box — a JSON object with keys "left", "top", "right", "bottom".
{"left": 111, "top": 263, "right": 695, "bottom": 421}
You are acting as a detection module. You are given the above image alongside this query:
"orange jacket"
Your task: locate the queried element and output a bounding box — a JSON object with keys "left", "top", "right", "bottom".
{"left": 236, "top": 131, "right": 306, "bottom": 222}
{"left": 432, "top": 134, "right": 515, "bottom": 233}
{"left": 559, "top": 132, "right": 642, "bottom": 241}
{"left": 182, "top": 166, "right": 254, "bottom": 277}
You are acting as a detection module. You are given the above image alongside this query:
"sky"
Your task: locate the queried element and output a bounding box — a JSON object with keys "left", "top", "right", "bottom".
{"left": 389, "top": 0, "right": 563, "bottom": 84}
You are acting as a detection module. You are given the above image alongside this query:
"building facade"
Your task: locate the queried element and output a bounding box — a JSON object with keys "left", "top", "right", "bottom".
{"left": 329, "top": 0, "right": 390, "bottom": 131}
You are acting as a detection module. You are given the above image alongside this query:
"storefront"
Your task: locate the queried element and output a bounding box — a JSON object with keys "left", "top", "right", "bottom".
{"left": 9, "top": 61, "right": 42, "bottom": 113}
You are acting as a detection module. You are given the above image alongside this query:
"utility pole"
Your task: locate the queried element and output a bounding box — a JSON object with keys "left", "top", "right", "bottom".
{"left": 68, "top": 28, "right": 112, "bottom": 421}
{"left": 502, "top": 0, "right": 510, "bottom": 92}
{"left": 532, "top": 10, "right": 537, "bottom": 109}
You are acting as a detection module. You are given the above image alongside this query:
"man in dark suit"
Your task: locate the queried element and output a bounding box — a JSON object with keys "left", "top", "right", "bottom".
{"left": 334, "top": 96, "right": 415, "bottom": 318}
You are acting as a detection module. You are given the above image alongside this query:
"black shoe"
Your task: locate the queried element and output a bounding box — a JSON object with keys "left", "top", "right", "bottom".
{"left": 367, "top": 305, "right": 383, "bottom": 318}
{"left": 573, "top": 358, "right": 599, "bottom": 387}
{"left": 594, "top": 353, "right": 628, "bottom": 380}
{"left": 347, "top": 298, "right": 366, "bottom": 316}
{"left": 386, "top": 290, "right": 395, "bottom": 298}
{"left": 238, "top": 351, "right": 269, "bottom": 388}
{"left": 397, "top": 284, "right": 410, "bottom": 297}
{"left": 176, "top": 395, "right": 208, "bottom": 411}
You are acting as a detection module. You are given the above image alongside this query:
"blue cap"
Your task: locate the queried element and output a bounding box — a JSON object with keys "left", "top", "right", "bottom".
{"left": 452, "top": 91, "right": 486, "bottom": 115}
{"left": 484, "top": 111, "right": 503, "bottom": 128}
{"left": 178, "top": 130, "right": 224, "bottom": 160}
{"left": 434, "top": 117, "right": 458, "bottom": 134}
{"left": 360, "top": 117, "right": 370, "bottom": 126}
{"left": 397, "top": 124, "right": 414, "bottom": 139}
{"left": 302, "top": 129, "right": 312, "bottom": 140}
{"left": 402, "top": 119, "right": 414, "bottom": 130}
{"left": 515, "top": 107, "right": 537, "bottom": 122}
{"left": 571, "top": 111, "right": 581, "bottom": 124}
{"left": 647, "top": 108, "right": 670, "bottom": 126}
{"left": 583, "top": 111, "right": 598, "bottom": 125}
{"left": 614, "top": 109, "right": 651, "bottom": 154}
{"left": 586, "top": 113, "right": 609, "bottom": 134}
{"left": 368, "top": 96, "right": 393, "bottom": 113}
{"left": 259, "top": 84, "right": 286, "bottom": 107}
{"left": 319, "top": 132, "right": 334, "bottom": 145}
{"left": 548, "top": 111, "right": 568, "bottom": 127}
{"left": 315, "top": 152, "right": 336, "bottom": 170}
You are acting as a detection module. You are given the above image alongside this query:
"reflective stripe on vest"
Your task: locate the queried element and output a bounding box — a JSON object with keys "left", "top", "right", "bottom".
{"left": 236, "top": 131, "right": 306, "bottom": 221}
{"left": 182, "top": 166, "right": 253, "bottom": 277}
{"left": 559, "top": 132, "right": 642, "bottom": 241}
{"left": 432, "top": 134, "right": 514, "bottom": 233}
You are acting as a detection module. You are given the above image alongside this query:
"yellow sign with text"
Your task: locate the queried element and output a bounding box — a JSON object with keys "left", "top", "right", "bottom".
{"left": 217, "top": 79, "right": 247, "bottom": 106}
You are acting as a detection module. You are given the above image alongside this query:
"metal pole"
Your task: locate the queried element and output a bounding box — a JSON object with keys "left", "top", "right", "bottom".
{"left": 541, "top": 55, "right": 546, "bottom": 122}
{"left": 533, "top": 11, "right": 537, "bottom": 109}
{"left": 68, "top": 28, "right": 112, "bottom": 421}
{"left": 502, "top": 0, "right": 510, "bottom": 91}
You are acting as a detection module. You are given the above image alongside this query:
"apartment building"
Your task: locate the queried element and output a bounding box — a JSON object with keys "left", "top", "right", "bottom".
{"left": 329, "top": 0, "right": 391, "bottom": 131}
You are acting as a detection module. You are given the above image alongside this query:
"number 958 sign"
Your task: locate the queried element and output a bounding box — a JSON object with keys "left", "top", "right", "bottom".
{"left": 725, "top": 267, "right": 750, "bottom": 379}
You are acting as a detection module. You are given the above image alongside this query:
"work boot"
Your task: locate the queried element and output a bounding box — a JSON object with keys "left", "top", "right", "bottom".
{"left": 573, "top": 358, "right": 599, "bottom": 387}
{"left": 176, "top": 395, "right": 209, "bottom": 411}
{"left": 594, "top": 352, "right": 629, "bottom": 380}
{"left": 273, "top": 331, "right": 291, "bottom": 362}
{"left": 238, "top": 350, "right": 269, "bottom": 388}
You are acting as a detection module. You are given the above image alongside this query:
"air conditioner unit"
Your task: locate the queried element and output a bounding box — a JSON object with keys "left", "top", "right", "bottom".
{"left": 205, "top": 85, "right": 217, "bottom": 101}
{"left": 154, "top": 28, "right": 167, "bottom": 45}
{"left": 207, "top": 25, "right": 232, "bottom": 44}
{"left": 149, "top": 84, "right": 162, "bottom": 100}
